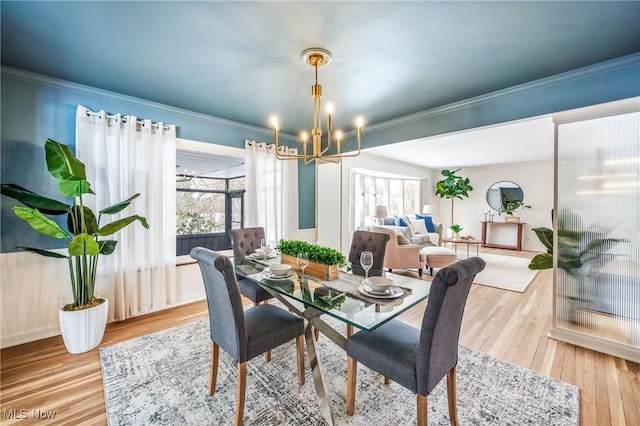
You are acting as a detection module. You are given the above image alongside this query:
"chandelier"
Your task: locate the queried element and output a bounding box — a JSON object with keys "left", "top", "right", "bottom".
{"left": 271, "top": 48, "right": 363, "bottom": 164}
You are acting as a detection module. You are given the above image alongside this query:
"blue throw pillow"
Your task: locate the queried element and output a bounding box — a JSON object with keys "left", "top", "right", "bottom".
{"left": 394, "top": 216, "right": 408, "bottom": 227}
{"left": 416, "top": 213, "right": 435, "bottom": 232}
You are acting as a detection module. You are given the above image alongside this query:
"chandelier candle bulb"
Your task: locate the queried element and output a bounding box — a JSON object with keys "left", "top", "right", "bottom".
{"left": 272, "top": 47, "right": 363, "bottom": 163}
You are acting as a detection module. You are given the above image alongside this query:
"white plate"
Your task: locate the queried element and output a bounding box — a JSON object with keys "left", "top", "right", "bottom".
{"left": 249, "top": 252, "right": 277, "bottom": 259}
{"left": 264, "top": 270, "right": 294, "bottom": 280}
{"left": 358, "top": 284, "right": 404, "bottom": 299}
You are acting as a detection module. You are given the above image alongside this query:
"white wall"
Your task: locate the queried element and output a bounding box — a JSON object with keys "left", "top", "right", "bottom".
{"left": 436, "top": 160, "right": 553, "bottom": 252}
{"left": 0, "top": 225, "right": 315, "bottom": 348}
{"left": 317, "top": 152, "right": 439, "bottom": 254}
{"left": 0, "top": 253, "right": 206, "bottom": 348}
{"left": 317, "top": 150, "right": 553, "bottom": 254}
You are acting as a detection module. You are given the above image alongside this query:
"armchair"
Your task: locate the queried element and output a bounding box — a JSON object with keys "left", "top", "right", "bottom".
{"left": 374, "top": 227, "right": 426, "bottom": 278}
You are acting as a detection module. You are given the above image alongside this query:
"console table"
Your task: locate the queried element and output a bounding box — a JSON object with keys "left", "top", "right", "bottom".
{"left": 480, "top": 221, "right": 526, "bottom": 251}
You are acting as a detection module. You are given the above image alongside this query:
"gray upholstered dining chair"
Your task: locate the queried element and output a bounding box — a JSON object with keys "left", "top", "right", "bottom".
{"left": 190, "top": 247, "right": 305, "bottom": 426}
{"left": 348, "top": 230, "right": 390, "bottom": 277}
{"left": 346, "top": 256, "right": 486, "bottom": 426}
{"left": 231, "top": 227, "right": 274, "bottom": 306}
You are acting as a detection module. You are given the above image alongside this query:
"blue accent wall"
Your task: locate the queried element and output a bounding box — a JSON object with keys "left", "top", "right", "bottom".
{"left": 2, "top": 54, "right": 639, "bottom": 252}
{"left": 0, "top": 69, "right": 302, "bottom": 252}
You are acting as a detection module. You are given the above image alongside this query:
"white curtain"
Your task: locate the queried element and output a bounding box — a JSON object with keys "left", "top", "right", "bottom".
{"left": 244, "top": 140, "right": 298, "bottom": 242}
{"left": 75, "top": 105, "right": 176, "bottom": 320}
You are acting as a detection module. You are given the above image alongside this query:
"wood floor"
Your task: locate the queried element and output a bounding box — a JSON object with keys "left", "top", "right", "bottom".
{"left": 1, "top": 247, "right": 638, "bottom": 425}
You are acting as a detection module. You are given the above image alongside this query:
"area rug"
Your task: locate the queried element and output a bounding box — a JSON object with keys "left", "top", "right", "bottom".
{"left": 470, "top": 253, "right": 539, "bottom": 292}
{"left": 100, "top": 318, "right": 579, "bottom": 425}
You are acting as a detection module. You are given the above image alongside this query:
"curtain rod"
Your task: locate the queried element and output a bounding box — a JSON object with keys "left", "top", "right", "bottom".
{"left": 85, "top": 110, "right": 171, "bottom": 131}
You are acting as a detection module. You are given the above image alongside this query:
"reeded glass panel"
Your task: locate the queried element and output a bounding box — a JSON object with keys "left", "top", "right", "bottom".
{"left": 556, "top": 111, "right": 639, "bottom": 348}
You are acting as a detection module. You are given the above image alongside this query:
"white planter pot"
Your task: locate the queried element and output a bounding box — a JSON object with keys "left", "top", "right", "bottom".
{"left": 59, "top": 299, "right": 109, "bottom": 354}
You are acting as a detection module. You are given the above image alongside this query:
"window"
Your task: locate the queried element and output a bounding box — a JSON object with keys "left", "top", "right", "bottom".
{"left": 176, "top": 176, "right": 245, "bottom": 255}
{"left": 349, "top": 169, "right": 421, "bottom": 232}
{"left": 175, "top": 139, "right": 245, "bottom": 256}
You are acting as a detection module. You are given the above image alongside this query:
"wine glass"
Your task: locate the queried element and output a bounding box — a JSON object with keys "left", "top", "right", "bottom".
{"left": 360, "top": 251, "right": 374, "bottom": 282}
{"left": 260, "top": 238, "right": 270, "bottom": 260}
{"left": 297, "top": 252, "right": 309, "bottom": 281}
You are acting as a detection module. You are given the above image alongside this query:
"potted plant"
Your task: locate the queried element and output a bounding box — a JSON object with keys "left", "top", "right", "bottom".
{"left": 277, "top": 239, "right": 346, "bottom": 281}
{"left": 1, "top": 139, "right": 148, "bottom": 353}
{"left": 528, "top": 209, "right": 626, "bottom": 322}
{"left": 449, "top": 224, "right": 463, "bottom": 239}
{"left": 498, "top": 198, "right": 531, "bottom": 222}
{"left": 435, "top": 168, "right": 473, "bottom": 231}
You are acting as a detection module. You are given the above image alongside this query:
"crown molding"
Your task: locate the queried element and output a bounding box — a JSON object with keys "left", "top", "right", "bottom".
{"left": 366, "top": 53, "right": 640, "bottom": 133}
{"left": 0, "top": 65, "right": 273, "bottom": 137}
{"left": 3, "top": 53, "right": 638, "bottom": 140}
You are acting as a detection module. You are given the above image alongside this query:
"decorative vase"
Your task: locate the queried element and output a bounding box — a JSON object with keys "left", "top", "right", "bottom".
{"left": 280, "top": 254, "right": 338, "bottom": 281}
{"left": 59, "top": 299, "right": 109, "bottom": 354}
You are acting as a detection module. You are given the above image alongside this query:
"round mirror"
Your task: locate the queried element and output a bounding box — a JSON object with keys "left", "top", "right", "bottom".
{"left": 486, "top": 181, "right": 524, "bottom": 212}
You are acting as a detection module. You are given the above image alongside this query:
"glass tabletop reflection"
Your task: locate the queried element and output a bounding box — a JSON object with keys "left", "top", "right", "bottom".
{"left": 234, "top": 255, "right": 430, "bottom": 332}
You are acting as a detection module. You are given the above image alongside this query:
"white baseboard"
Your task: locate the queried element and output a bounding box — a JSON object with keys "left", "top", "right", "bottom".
{"left": 549, "top": 326, "right": 640, "bottom": 363}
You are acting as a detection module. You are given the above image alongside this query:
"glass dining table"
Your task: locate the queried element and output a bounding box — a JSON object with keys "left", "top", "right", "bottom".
{"left": 234, "top": 254, "right": 431, "bottom": 425}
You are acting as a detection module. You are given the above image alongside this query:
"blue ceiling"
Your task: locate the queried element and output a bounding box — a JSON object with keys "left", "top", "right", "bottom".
{"left": 2, "top": 1, "right": 639, "bottom": 136}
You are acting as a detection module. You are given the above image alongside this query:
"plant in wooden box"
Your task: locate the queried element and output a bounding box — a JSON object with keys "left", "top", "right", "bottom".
{"left": 277, "top": 240, "right": 346, "bottom": 281}
{"left": 1, "top": 139, "right": 148, "bottom": 354}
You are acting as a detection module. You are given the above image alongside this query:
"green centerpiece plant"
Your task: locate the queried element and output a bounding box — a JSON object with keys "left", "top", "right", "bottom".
{"left": 277, "top": 239, "right": 346, "bottom": 265}
{"left": 277, "top": 239, "right": 346, "bottom": 281}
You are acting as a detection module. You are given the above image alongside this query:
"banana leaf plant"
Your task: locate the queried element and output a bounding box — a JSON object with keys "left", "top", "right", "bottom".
{"left": 528, "top": 209, "right": 626, "bottom": 276}
{"left": 1, "top": 139, "right": 148, "bottom": 310}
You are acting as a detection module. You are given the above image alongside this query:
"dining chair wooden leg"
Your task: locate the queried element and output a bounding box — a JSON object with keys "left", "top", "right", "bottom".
{"left": 447, "top": 366, "right": 459, "bottom": 426}
{"left": 296, "top": 335, "right": 305, "bottom": 385}
{"left": 384, "top": 376, "right": 391, "bottom": 384}
{"left": 234, "top": 361, "right": 247, "bottom": 426}
{"left": 346, "top": 324, "right": 354, "bottom": 337}
{"left": 264, "top": 350, "right": 271, "bottom": 362}
{"left": 417, "top": 394, "right": 428, "bottom": 426}
{"left": 346, "top": 356, "right": 357, "bottom": 416}
{"left": 314, "top": 327, "right": 320, "bottom": 341}
{"left": 209, "top": 342, "right": 219, "bottom": 395}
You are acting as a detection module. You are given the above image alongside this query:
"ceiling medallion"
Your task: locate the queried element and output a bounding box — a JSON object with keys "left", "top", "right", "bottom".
{"left": 271, "top": 48, "right": 363, "bottom": 164}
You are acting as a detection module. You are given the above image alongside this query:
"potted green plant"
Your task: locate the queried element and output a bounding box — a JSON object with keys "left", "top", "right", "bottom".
{"left": 1, "top": 139, "right": 148, "bottom": 353}
{"left": 277, "top": 239, "right": 346, "bottom": 281}
{"left": 435, "top": 168, "right": 473, "bottom": 231}
{"left": 498, "top": 198, "right": 531, "bottom": 221}
{"left": 449, "top": 224, "right": 463, "bottom": 239}
{"left": 528, "top": 209, "right": 626, "bottom": 322}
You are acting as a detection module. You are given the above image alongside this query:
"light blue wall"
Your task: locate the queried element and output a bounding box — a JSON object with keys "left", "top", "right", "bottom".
{"left": 0, "top": 69, "right": 305, "bottom": 252}
{"left": 2, "top": 54, "right": 639, "bottom": 252}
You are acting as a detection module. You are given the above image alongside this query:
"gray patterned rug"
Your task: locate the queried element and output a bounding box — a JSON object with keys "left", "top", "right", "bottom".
{"left": 100, "top": 318, "right": 579, "bottom": 425}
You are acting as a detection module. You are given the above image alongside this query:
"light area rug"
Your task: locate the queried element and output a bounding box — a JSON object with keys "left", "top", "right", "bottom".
{"left": 467, "top": 253, "right": 539, "bottom": 292}
{"left": 100, "top": 318, "right": 579, "bottom": 425}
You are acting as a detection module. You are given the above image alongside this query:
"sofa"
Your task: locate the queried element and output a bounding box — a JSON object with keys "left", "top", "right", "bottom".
{"left": 372, "top": 214, "right": 442, "bottom": 248}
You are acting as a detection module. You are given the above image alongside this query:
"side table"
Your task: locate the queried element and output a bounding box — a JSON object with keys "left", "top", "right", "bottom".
{"left": 441, "top": 238, "right": 482, "bottom": 258}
